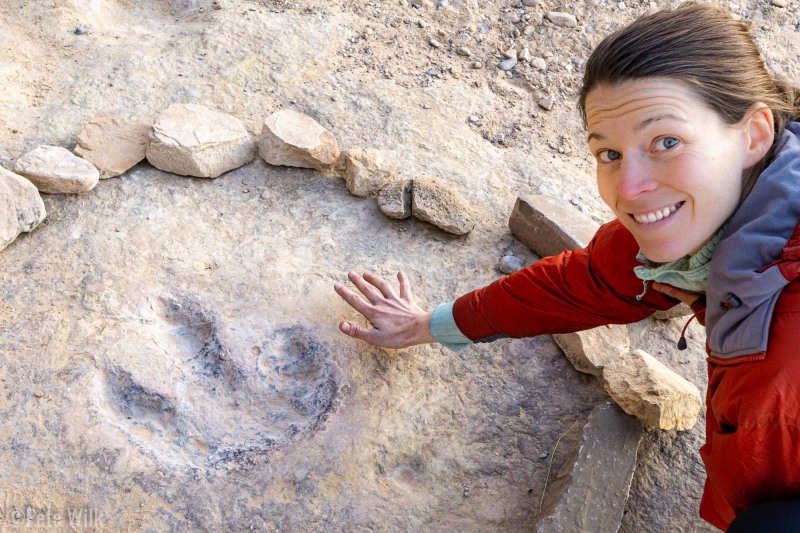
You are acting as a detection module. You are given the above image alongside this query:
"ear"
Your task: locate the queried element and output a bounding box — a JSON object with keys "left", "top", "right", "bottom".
{"left": 742, "top": 104, "right": 775, "bottom": 169}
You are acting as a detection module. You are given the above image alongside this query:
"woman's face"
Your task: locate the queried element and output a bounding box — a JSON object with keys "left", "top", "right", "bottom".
{"left": 585, "top": 78, "right": 750, "bottom": 262}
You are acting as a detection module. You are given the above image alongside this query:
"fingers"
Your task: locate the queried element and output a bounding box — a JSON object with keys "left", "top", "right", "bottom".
{"left": 651, "top": 282, "right": 700, "bottom": 306}
{"left": 339, "top": 320, "right": 384, "bottom": 346}
{"left": 397, "top": 271, "right": 414, "bottom": 302}
{"left": 334, "top": 282, "right": 373, "bottom": 316}
{"left": 363, "top": 271, "right": 397, "bottom": 300}
{"left": 347, "top": 271, "right": 384, "bottom": 304}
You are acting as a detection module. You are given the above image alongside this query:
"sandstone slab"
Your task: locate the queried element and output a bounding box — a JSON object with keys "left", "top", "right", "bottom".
{"left": 0, "top": 167, "right": 46, "bottom": 252}
{"left": 603, "top": 349, "right": 702, "bottom": 431}
{"left": 412, "top": 179, "right": 474, "bottom": 235}
{"left": 340, "top": 148, "right": 398, "bottom": 197}
{"left": 553, "top": 324, "right": 630, "bottom": 376}
{"left": 146, "top": 103, "right": 254, "bottom": 178}
{"left": 259, "top": 109, "right": 340, "bottom": 171}
{"left": 378, "top": 179, "right": 412, "bottom": 219}
{"left": 14, "top": 145, "right": 99, "bottom": 194}
{"left": 536, "top": 402, "right": 644, "bottom": 533}
{"left": 508, "top": 195, "right": 599, "bottom": 257}
{"left": 74, "top": 117, "right": 151, "bottom": 178}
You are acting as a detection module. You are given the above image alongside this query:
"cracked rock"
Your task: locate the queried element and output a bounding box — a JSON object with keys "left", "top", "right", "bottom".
{"left": 259, "top": 109, "right": 340, "bottom": 171}
{"left": 412, "top": 179, "right": 474, "bottom": 235}
{"left": 553, "top": 325, "right": 630, "bottom": 376}
{"left": 146, "top": 103, "right": 254, "bottom": 178}
{"left": 74, "top": 117, "right": 151, "bottom": 178}
{"left": 508, "top": 195, "right": 599, "bottom": 257}
{"left": 378, "top": 179, "right": 413, "bottom": 219}
{"left": 0, "top": 167, "right": 46, "bottom": 252}
{"left": 340, "top": 148, "right": 398, "bottom": 197}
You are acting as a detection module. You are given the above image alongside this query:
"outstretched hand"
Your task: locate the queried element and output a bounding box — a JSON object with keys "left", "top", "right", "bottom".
{"left": 334, "top": 271, "right": 435, "bottom": 349}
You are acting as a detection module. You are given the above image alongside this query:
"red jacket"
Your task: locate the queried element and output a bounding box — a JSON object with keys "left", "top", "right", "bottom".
{"left": 452, "top": 220, "right": 800, "bottom": 531}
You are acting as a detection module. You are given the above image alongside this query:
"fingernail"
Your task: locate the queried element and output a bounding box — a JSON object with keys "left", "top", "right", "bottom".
{"left": 334, "top": 283, "right": 342, "bottom": 289}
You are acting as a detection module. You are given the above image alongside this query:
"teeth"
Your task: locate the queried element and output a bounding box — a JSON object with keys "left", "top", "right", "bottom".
{"left": 633, "top": 203, "right": 679, "bottom": 224}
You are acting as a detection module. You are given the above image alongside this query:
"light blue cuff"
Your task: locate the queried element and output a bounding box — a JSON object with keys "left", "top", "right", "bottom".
{"left": 430, "top": 301, "right": 473, "bottom": 352}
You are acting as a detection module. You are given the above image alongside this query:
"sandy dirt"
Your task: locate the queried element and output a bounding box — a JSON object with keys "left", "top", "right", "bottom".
{"left": 1, "top": 0, "right": 799, "bottom": 531}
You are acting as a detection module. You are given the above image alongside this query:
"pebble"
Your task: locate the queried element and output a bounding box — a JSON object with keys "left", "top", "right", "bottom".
{"left": 437, "top": 0, "right": 449, "bottom": 6}
{"left": 74, "top": 27, "right": 86, "bottom": 35}
{"left": 502, "top": 48, "right": 517, "bottom": 60}
{"left": 429, "top": 38, "right": 442, "bottom": 48}
{"left": 34, "top": 391, "right": 45, "bottom": 398}
{"left": 617, "top": 2, "right": 626, "bottom": 9}
{"left": 499, "top": 254, "right": 523, "bottom": 274}
{"left": 519, "top": 47, "right": 531, "bottom": 62}
{"left": 477, "top": 23, "right": 490, "bottom": 32}
{"left": 235, "top": 399, "right": 241, "bottom": 406}
{"left": 538, "top": 97, "right": 554, "bottom": 110}
{"left": 539, "top": 452, "right": 549, "bottom": 459}
{"left": 469, "top": 115, "right": 480, "bottom": 123}
{"left": 498, "top": 58, "right": 517, "bottom": 71}
{"left": 530, "top": 57, "right": 547, "bottom": 69}
{"left": 456, "top": 46, "right": 472, "bottom": 56}
{"left": 545, "top": 11, "right": 578, "bottom": 28}
{"left": 471, "top": 61, "right": 483, "bottom": 69}
{"left": 772, "top": 0, "right": 788, "bottom": 7}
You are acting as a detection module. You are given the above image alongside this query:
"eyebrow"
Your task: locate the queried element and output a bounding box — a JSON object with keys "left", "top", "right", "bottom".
{"left": 587, "top": 113, "right": 687, "bottom": 143}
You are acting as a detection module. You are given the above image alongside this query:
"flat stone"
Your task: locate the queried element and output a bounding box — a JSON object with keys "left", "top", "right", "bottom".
{"left": 14, "top": 145, "right": 99, "bottom": 194}
{"left": 508, "top": 195, "right": 599, "bottom": 257}
{"left": 259, "top": 109, "right": 340, "bottom": 171}
{"left": 378, "top": 179, "right": 413, "bottom": 219}
{"left": 412, "top": 179, "right": 474, "bottom": 235}
{"left": 0, "top": 167, "right": 46, "bottom": 252}
{"left": 535, "top": 402, "right": 644, "bottom": 533}
{"left": 147, "top": 103, "right": 254, "bottom": 178}
{"left": 538, "top": 97, "right": 554, "bottom": 110}
{"left": 340, "top": 148, "right": 398, "bottom": 197}
{"left": 651, "top": 303, "right": 693, "bottom": 320}
{"left": 74, "top": 117, "right": 151, "bottom": 178}
{"left": 603, "top": 349, "right": 702, "bottom": 431}
{"left": 545, "top": 11, "right": 578, "bottom": 28}
{"left": 553, "top": 325, "right": 630, "bottom": 376}
{"left": 771, "top": 0, "right": 788, "bottom": 7}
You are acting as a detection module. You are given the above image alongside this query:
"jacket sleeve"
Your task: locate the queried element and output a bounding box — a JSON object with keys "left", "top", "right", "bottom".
{"left": 452, "top": 219, "right": 679, "bottom": 341}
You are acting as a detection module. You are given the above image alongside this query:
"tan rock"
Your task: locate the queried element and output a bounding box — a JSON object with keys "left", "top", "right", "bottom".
{"left": 651, "top": 303, "right": 693, "bottom": 320}
{"left": 553, "top": 325, "right": 630, "bottom": 376}
{"left": 74, "top": 117, "right": 151, "bottom": 178}
{"left": 13, "top": 145, "right": 99, "bottom": 194}
{"left": 508, "top": 195, "right": 599, "bottom": 257}
{"left": 378, "top": 179, "right": 412, "bottom": 219}
{"left": 259, "top": 109, "right": 340, "bottom": 171}
{"left": 146, "top": 103, "right": 254, "bottom": 178}
{"left": 603, "top": 349, "right": 702, "bottom": 431}
{"left": 412, "top": 179, "right": 474, "bottom": 235}
{"left": 0, "top": 167, "right": 46, "bottom": 252}
{"left": 340, "top": 148, "right": 398, "bottom": 197}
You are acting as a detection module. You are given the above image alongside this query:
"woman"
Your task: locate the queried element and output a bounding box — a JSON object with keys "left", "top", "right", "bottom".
{"left": 334, "top": 4, "right": 800, "bottom": 531}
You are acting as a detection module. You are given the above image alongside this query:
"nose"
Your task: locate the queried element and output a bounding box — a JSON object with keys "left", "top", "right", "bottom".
{"left": 616, "top": 154, "right": 657, "bottom": 201}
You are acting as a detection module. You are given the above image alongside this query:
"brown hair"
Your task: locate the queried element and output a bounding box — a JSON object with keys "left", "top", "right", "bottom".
{"left": 579, "top": 2, "right": 800, "bottom": 196}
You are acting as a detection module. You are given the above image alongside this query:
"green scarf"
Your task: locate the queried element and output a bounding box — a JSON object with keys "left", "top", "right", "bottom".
{"left": 634, "top": 223, "right": 729, "bottom": 298}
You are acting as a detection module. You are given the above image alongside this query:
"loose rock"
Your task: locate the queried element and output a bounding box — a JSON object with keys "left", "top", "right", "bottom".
{"left": 545, "top": 11, "right": 578, "bottom": 28}
{"left": 259, "top": 109, "right": 340, "bottom": 171}
{"left": 456, "top": 46, "right": 472, "bottom": 57}
{"left": 771, "top": 0, "right": 788, "bottom": 7}
{"left": 603, "top": 349, "right": 703, "bottom": 431}
{"left": 412, "top": 179, "right": 474, "bottom": 235}
{"left": 429, "top": 38, "right": 442, "bottom": 48}
{"left": 74, "top": 117, "right": 151, "bottom": 178}
{"left": 502, "top": 48, "right": 517, "bottom": 60}
{"left": 508, "top": 195, "right": 599, "bottom": 258}
{"left": 0, "top": 167, "right": 46, "bottom": 252}
{"left": 535, "top": 402, "right": 644, "bottom": 533}
{"left": 147, "top": 103, "right": 254, "bottom": 178}
{"left": 339, "top": 148, "right": 398, "bottom": 197}
{"left": 538, "top": 97, "right": 553, "bottom": 111}
{"left": 378, "top": 179, "right": 413, "bottom": 219}
{"left": 498, "top": 58, "right": 517, "bottom": 71}
{"left": 531, "top": 57, "right": 547, "bottom": 70}
{"left": 14, "top": 145, "right": 99, "bottom": 194}
{"left": 553, "top": 325, "right": 631, "bottom": 376}
{"left": 519, "top": 47, "right": 531, "bottom": 62}
{"left": 499, "top": 254, "right": 523, "bottom": 274}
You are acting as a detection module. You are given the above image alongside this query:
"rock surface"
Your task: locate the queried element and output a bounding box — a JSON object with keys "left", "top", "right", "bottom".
{"left": 378, "top": 179, "right": 412, "bottom": 219}
{"left": 553, "top": 325, "right": 630, "bottom": 376}
{"left": 603, "top": 349, "right": 703, "bottom": 431}
{"left": 508, "top": 195, "right": 599, "bottom": 257}
{"left": 340, "top": 148, "right": 398, "bottom": 197}
{"left": 652, "top": 303, "right": 694, "bottom": 320}
{"left": 536, "top": 402, "right": 644, "bottom": 533}
{"left": 13, "top": 145, "right": 100, "bottom": 193}
{"left": 146, "top": 103, "right": 254, "bottom": 178}
{"left": 74, "top": 117, "right": 151, "bottom": 178}
{"left": 412, "top": 179, "right": 474, "bottom": 235}
{"left": 259, "top": 109, "right": 340, "bottom": 171}
{"left": 0, "top": 167, "right": 46, "bottom": 251}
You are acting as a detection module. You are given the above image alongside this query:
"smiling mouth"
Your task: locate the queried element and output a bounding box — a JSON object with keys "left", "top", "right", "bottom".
{"left": 631, "top": 202, "right": 684, "bottom": 224}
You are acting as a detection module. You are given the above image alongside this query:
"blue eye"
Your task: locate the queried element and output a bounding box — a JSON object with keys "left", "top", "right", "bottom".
{"left": 599, "top": 150, "right": 621, "bottom": 163}
{"left": 657, "top": 137, "right": 679, "bottom": 150}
